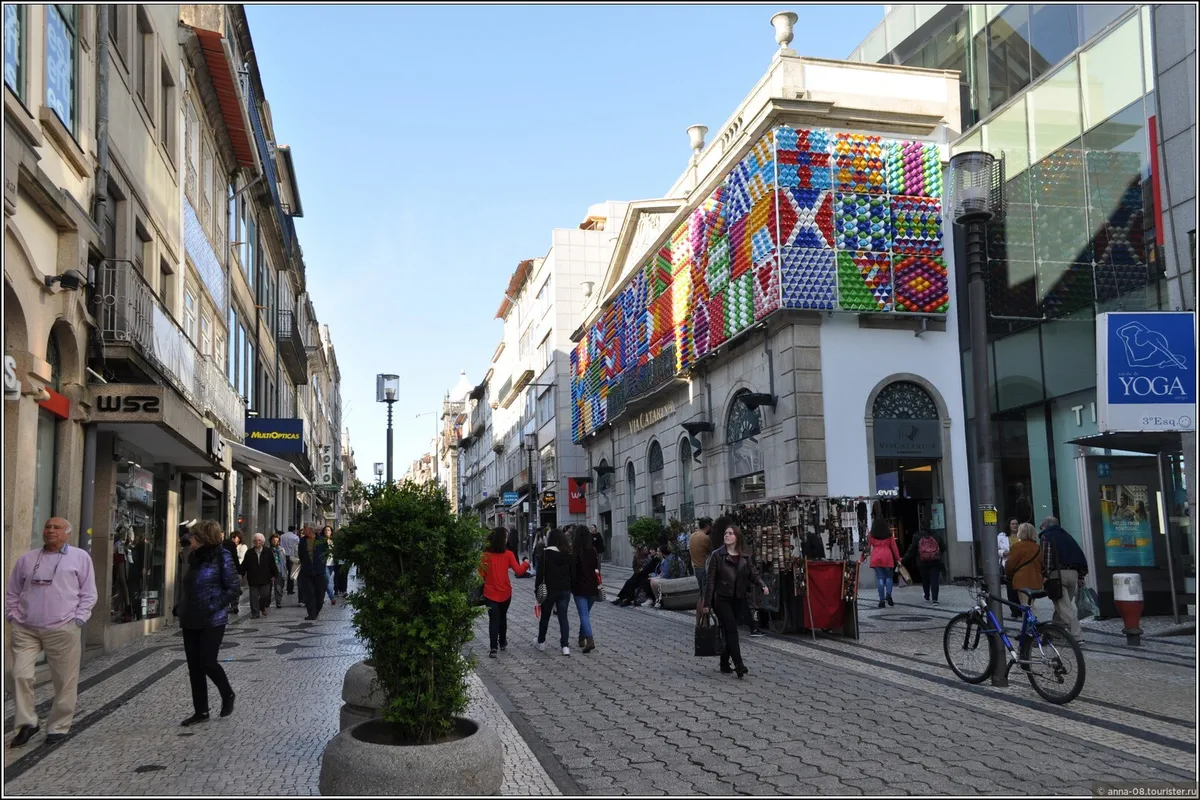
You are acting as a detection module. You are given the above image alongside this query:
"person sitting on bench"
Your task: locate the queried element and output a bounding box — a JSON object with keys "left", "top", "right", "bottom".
{"left": 649, "top": 545, "right": 685, "bottom": 608}
{"left": 614, "top": 548, "right": 663, "bottom": 607}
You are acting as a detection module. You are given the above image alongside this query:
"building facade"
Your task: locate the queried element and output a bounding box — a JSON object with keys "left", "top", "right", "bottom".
{"left": 3, "top": 4, "right": 348, "bottom": 655}
{"left": 852, "top": 4, "right": 1196, "bottom": 614}
{"left": 569, "top": 45, "right": 974, "bottom": 574}
{"left": 455, "top": 203, "right": 627, "bottom": 554}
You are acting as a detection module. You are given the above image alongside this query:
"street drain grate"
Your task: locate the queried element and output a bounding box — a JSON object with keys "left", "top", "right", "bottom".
{"left": 134, "top": 765, "right": 166, "bottom": 774}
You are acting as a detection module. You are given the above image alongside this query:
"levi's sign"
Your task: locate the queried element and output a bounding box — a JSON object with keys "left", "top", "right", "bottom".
{"left": 245, "top": 418, "right": 305, "bottom": 453}
{"left": 1098, "top": 312, "right": 1196, "bottom": 433}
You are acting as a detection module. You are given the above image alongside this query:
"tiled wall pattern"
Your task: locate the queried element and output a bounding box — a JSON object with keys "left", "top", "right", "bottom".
{"left": 571, "top": 126, "right": 947, "bottom": 443}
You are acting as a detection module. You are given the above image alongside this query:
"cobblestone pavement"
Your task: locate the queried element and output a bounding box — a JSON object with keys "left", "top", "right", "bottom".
{"left": 472, "top": 567, "right": 1196, "bottom": 796}
{"left": 3, "top": 585, "right": 559, "bottom": 796}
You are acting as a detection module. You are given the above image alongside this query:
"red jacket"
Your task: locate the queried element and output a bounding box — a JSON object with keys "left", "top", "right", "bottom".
{"left": 868, "top": 535, "right": 902, "bottom": 569}
{"left": 480, "top": 551, "right": 528, "bottom": 603}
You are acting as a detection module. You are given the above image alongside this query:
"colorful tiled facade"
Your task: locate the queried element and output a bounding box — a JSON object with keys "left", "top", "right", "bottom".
{"left": 570, "top": 125, "right": 947, "bottom": 443}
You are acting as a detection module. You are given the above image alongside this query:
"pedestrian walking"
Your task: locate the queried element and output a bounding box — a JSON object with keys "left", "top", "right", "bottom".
{"left": 173, "top": 520, "right": 239, "bottom": 727}
{"left": 689, "top": 518, "right": 714, "bottom": 604}
{"left": 866, "top": 512, "right": 901, "bottom": 608}
{"left": 280, "top": 525, "right": 300, "bottom": 597}
{"left": 570, "top": 525, "right": 601, "bottom": 653}
{"left": 223, "top": 532, "right": 247, "bottom": 615}
{"left": 906, "top": 528, "right": 946, "bottom": 604}
{"left": 1005, "top": 523, "right": 1044, "bottom": 609}
{"left": 321, "top": 526, "right": 338, "bottom": 606}
{"left": 297, "top": 525, "right": 330, "bottom": 621}
{"left": 1039, "top": 516, "right": 1089, "bottom": 642}
{"left": 480, "top": 528, "right": 530, "bottom": 658}
{"left": 5, "top": 517, "right": 98, "bottom": 748}
{"left": 239, "top": 534, "right": 280, "bottom": 619}
{"left": 535, "top": 528, "right": 574, "bottom": 655}
{"left": 700, "top": 523, "right": 768, "bottom": 679}
{"left": 269, "top": 533, "right": 287, "bottom": 609}
{"left": 589, "top": 524, "right": 606, "bottom": 557}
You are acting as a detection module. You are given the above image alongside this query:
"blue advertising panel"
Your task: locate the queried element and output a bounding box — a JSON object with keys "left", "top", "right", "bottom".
{"left": 1098, "top": 312, "right": 1196, "bottom": 432}
{"left": 245, "top": 418, "right": 304, "bottom": 453}
{"left": 503, "top": 491, "right": 520, "bottom": 506}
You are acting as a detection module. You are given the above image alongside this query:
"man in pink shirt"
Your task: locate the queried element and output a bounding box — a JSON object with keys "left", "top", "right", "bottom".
{"left": 5, "top": 517, "right": 98, "bottom": 748}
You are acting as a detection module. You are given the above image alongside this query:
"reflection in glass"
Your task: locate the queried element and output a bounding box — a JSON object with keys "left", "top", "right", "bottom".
{"left": 1078, "top": 4, "right": 1134, "bottom": 45}
{"left": 112, "top": 456, "right": 164, "bottom": 624}
{"left": 993, "top": 328, "right": 1045, "bottom": 411}
{"left": 1041, "top": 307, "right": 1097, "bottom": 399}
{"left": 1030, "top": 4, "right": 1079, "bottom": 79}
{"left": 1028, "top": 59, "right": 1082, "bottom": 165}
{"left": 985, "top": 99, "right": 1031, "bottom": 175}
{"left": 1080, "top": 15, "right": 1144, "bottom": 130}
{"left": 987, "top": 5, "right": 1032, "bottom": 112}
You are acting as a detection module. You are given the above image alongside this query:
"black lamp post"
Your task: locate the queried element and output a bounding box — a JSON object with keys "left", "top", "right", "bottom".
{"left": 948, "top": 150, "right": 1006, "bottom": 687}
{"left": 373, "top": 462, "right": 384, "bottom": 487}
{"left": 377, "top": 374, "right": 399, "bottom": 485}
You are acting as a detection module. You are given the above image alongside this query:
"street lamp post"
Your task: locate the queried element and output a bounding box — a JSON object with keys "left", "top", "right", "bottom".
{"left": 948, "top": 150, "right": 1007, "bottom": 688}
{"left": 376, "top": 374, "right": 399, "bottom": 485}
{"left": 373, "top": 462, "right": 384, "bottom": 487}
{"left": 524, "top": 432, "right": 537, "bottom": 557}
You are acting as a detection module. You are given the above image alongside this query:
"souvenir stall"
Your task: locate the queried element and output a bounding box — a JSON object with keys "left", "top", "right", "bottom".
{"left": 723, "top": 496, "right": 875, "bottom": 639}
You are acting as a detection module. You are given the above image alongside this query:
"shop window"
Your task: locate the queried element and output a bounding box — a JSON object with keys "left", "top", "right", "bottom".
{"left": 111, "top": 447, "right": 165, "bottom": 624}
{"left": 994, "top": 327, "right": 1045, "bottom": 411}
{"left": 4, "top": 5, "right": 24, "bottom": 101}
{"left": 987, "top": 5, "right": 1032, "bottom": 113}
{"left": 1080, "top": 15, "right": 1144, "bottom": 131}
{"left": 727, "top": 392, "right": 765, "bottom": 503}
{"left": 648, "top": 441, "right": 665, "bottom": 523}
{"left": 1029, "top": 4, "right": 1079, "bottom": 80}
{"left": 46, "top": 4, "right": 76, "bottom": 132}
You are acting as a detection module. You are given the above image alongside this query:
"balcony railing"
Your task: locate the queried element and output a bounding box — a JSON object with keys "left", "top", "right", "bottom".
{"left": 93, "top": 261, "right": 245, "bottom": 439}
{"left": 277, "top": 310, "right": 308, "bottom": 385}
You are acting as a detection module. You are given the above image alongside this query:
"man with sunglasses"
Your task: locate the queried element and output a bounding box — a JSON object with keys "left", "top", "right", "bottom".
{"left": 5, "top": 517, "right": 97, "bottom": 748}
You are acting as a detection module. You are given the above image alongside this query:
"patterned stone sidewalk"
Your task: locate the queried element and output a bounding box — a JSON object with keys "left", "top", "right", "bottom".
{"left": 3, "top": 588, "right": 558, "bottom": 796}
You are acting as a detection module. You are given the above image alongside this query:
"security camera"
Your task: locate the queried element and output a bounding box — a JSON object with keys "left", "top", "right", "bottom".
{"left": 45, "top": 269, "right": 88, "bottom": 291}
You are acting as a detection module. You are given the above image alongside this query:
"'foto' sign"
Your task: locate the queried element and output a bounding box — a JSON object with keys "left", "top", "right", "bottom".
{"left": 1097, "top": 312, "right": 1196, "bottom": 433}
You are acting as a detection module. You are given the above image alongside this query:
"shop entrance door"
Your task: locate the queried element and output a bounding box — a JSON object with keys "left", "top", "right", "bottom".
{"left": 599, "top": 511, "right": 613, "bottom": 563}
{"left": 1080, "top": 455, "right": 1185, "bottom": 617}
{"left": 874, "top": 459, "right": 944, "bottom": 556}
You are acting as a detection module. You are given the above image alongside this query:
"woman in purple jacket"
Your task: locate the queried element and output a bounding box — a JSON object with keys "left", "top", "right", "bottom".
{"left": 174, "top": 520, "right": 240, "bottom": 727}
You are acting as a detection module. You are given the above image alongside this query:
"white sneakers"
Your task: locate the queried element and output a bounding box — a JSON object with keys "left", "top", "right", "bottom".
{"left": 562, "top": 646, "right": 570, "bottom": 656}
{"left": 535, "top": 641, "right": 571, "bottom": 655}
{"left": 535, "top": 641, "right": 546, "bottom": 651}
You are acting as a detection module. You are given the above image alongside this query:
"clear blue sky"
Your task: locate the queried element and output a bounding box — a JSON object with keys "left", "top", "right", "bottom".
{"left": 245, "top": 4, "right": 884, "bottom": 478}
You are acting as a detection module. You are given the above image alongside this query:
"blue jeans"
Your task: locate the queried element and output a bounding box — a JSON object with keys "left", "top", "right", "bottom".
{"left": 573, "top": 594, "right": 595, "bottom": 639}
{"left": 874, "top": 566, "right": 894, "bottom": 602}
{"left": 538, "top": 591, "right": 571, "bottom": 647}
{"left": 325, "top": 567, "right": 336, "bottom": 601}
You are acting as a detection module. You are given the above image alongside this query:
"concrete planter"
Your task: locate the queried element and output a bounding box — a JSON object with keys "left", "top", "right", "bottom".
{"left": 319, "top": 716, "right": 503, "bottom": 796}
{"left": 340, "top": 659, "right": 385, "bottom": 731}
{"left": 657, "top": 575, "right": 700, "bottom": 610}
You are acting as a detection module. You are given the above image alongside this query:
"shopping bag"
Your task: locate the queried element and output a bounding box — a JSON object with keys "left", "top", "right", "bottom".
{"left": 468, "top": 585, "right": 485, "bottom": 607}
{"left": 897, "top": 565, "right": 912, "bottom": 586}
{"left": 694, "top": 611, "right": 723, "bottom": 657}
{"left": 1076, "top": 585, "right": 1100, "bottom": 619}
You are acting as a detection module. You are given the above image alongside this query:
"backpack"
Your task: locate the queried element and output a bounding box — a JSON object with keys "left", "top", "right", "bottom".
{"left": 918, "top": 535, "right": 941, "bottom": 563}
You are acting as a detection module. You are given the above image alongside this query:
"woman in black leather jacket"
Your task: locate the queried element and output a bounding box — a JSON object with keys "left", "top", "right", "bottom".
{"left": 535, "top": 528, "right": 576, "bottom": 655}
{"left": 700, "top": 523, "right": 768, "bottom": 678}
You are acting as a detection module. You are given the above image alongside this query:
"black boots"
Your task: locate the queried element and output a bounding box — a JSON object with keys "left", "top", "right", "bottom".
{"left": 220, "top": 693, "right": 235, "bottom": 718}
{"left": 181, "top": 713, "right": 209, "bottom": 727}
{"left": 583, "top": 637, "right": 596, "bottom": 653}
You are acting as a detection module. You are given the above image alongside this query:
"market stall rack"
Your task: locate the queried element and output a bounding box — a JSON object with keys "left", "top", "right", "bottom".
{"left": 721, "top": 496, "right": 877, "bottom": 640}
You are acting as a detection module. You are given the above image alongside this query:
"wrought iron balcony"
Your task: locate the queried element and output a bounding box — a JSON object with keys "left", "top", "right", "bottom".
{"left": 199, "top": 355, "right": 245, "bottom": 440}
{"left": 277, "top": 310, "right": 308, "bottom": 385}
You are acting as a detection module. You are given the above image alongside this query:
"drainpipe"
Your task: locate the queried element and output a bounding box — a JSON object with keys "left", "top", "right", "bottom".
{"left": 92, "top": 6, "right": 110, "bottom": 228}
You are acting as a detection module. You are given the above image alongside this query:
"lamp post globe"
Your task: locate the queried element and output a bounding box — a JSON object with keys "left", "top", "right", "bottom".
{"left": 376, "top": 374, "right": 400, "bottom": 485}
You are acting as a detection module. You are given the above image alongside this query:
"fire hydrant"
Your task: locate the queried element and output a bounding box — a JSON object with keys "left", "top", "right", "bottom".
{"left": 1113, "top": 573, "right": 1144, "bottom": 647}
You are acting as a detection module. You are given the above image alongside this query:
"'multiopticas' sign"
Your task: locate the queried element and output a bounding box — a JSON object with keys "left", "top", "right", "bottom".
{"left": 245, "top": 418, "right": 305, "bottom": 453}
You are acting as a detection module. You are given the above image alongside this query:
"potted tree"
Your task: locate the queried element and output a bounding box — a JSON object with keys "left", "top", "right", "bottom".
{"left": 319, "top": 480, "right": 500, "bottom": 797}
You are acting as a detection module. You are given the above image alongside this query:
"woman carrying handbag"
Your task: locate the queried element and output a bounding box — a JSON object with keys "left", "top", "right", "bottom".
{"left": 699, "top": 523, "right": 768, "bottom": 678}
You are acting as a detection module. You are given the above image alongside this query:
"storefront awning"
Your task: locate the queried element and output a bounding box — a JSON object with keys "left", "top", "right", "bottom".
{"left": 230, "top": 442, "right": 312, "bottom": 487}
{"left": 1067, "top": 431, "right": 1185, "bottom": 456}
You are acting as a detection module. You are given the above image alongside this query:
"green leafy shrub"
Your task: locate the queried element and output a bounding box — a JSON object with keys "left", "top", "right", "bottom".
{"left": 335, "top": 480, "right": 486, "bottom": 744}
{"left": 628, "top": 516, "right": 666, "bottom": 553}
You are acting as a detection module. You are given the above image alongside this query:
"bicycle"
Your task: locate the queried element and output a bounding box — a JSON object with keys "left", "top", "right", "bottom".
{"left": 943, "top": 576, "right": 1086, "bottom": 705}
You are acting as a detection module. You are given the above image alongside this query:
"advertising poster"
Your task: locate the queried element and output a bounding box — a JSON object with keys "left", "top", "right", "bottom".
{"left": 1101, "top": 484, "right": 1155, "bottom": 567}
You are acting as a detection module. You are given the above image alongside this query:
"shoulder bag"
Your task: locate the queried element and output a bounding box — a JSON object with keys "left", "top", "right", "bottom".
{"left": 694, "top": 609, "right": 723, "bottom": 657}
{"left": 535, "top": 550, "right": 548, "bottom": 603}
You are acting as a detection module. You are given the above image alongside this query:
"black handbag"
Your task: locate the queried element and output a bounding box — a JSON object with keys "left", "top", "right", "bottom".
{"left": 1044, "top": 568, "right": 1063, "bottom": 601}
{"left": 694, "top": 611, "right": 723, "bottom": 657}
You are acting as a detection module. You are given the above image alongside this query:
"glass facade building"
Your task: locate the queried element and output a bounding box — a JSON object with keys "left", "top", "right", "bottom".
{"left": 852, "top": 5, "right": 1195, "bottom": 614}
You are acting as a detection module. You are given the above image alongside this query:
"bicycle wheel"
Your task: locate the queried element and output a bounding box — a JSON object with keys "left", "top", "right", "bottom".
{"left": 1020, "top": 622, "right": 1085, "bottom": 705}
{"left": 943, "top": 611, "right": 995, "bottom": 684}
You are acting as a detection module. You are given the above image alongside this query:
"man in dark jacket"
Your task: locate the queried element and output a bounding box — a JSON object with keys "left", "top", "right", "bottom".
{"left": 296, "top": 525, "right": 329, "bottom": 621}
{"left": 1039, "top": 517, "right": 1089, "bottom": 642}
{"left": 240, "top": 534, "right": 280, "bottom": 619}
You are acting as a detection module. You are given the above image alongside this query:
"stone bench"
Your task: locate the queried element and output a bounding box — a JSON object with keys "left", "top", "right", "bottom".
{"left": 656, "top": 576, "right": 700, "bottom": 610}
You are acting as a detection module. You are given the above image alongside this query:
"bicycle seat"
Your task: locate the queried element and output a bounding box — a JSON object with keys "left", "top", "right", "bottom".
{"left": 1022, "top": 590, "right": 1047, "bottom": 601}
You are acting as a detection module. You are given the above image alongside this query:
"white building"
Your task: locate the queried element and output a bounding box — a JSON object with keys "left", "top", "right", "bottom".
{"left": 570, "top": 33, "right": 975, "bottom": 575}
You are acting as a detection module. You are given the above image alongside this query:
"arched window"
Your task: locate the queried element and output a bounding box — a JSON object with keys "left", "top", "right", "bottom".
{"left": 727, "top": 391, "right": 765, "bottom": 502}
{"left": 679, "top": 436, "right": 694, "bottom": 523}
{"left": 625, "top": 461, "right": 637, "bottom": 523}
{"left": 872, "top": 381, "right": 938, "bottom": 420}
{"left": 648, "top": 441, "right": 665, "bottom": 523}
{"left": 597, "top": 458, "right": 613, "bottom": 494}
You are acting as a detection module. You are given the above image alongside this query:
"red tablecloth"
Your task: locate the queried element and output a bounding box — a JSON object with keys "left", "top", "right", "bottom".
{"left": 800, "top": 561, "right": 847, "bottom": 630}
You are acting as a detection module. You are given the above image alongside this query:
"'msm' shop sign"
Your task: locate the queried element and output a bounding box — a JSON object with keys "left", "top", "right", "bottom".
{"left": 1098, "top": 312, "right": 1196, "bottom": 433}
